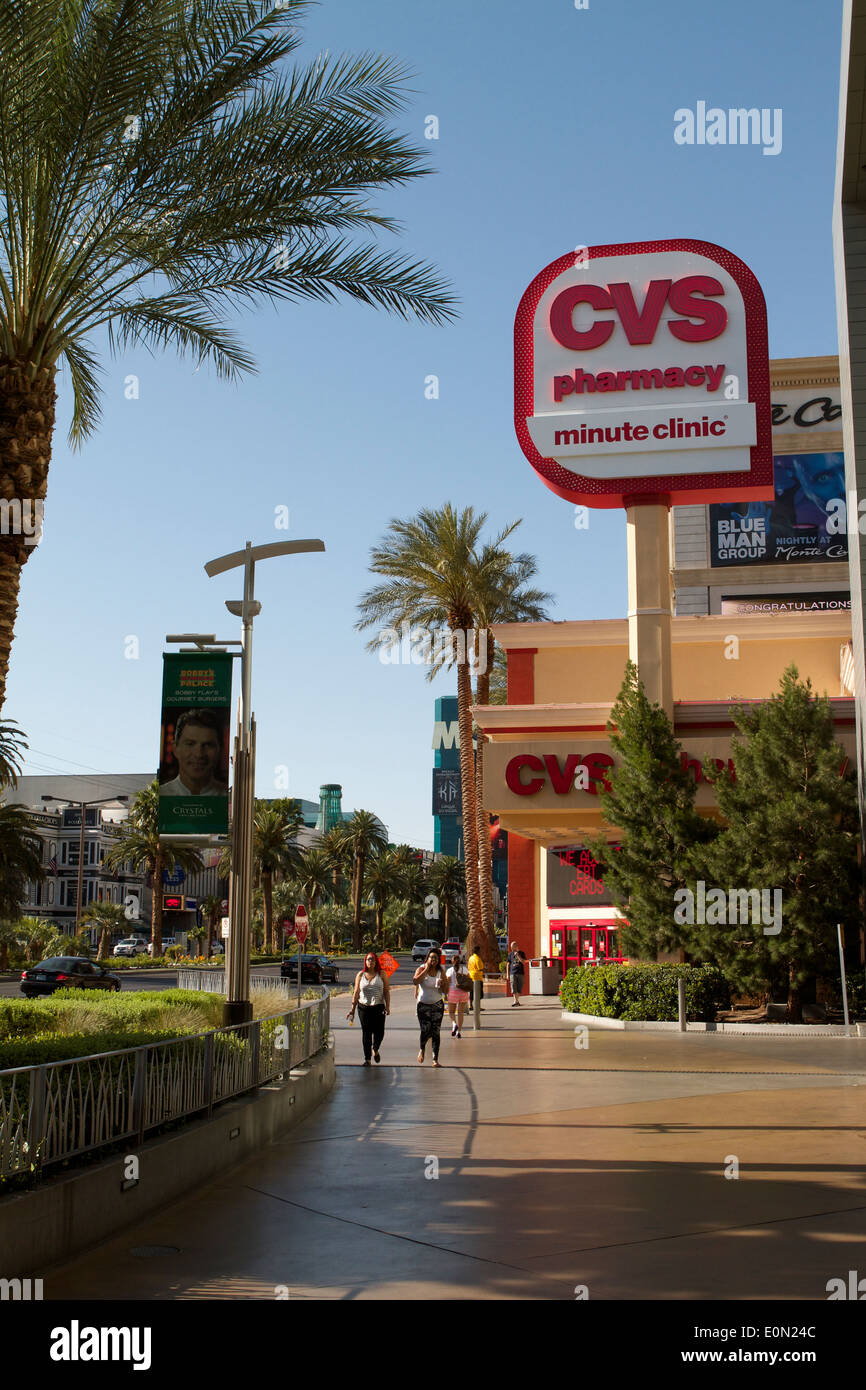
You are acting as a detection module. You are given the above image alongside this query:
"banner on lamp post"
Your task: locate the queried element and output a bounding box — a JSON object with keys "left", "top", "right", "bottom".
{"left": 158, "top": 652, "right": 233, "bottom": 836}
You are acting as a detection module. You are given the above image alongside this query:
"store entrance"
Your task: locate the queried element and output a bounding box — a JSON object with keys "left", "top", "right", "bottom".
{"left": 550, "top": 921, "right": 623, "bottom": 974}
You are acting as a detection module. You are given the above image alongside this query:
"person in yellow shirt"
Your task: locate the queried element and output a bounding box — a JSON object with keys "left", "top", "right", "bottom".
{"left": 467, "top": 949, "right": 485, "bottom": 1010}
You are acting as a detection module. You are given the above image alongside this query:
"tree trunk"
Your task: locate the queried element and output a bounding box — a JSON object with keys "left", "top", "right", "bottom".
{"left": 474, "top": 643, "right": 499, "bottom": 972}
{"left": 456, "top": 647, "right": 483, "bottom": 963}
{"left": 152, "top": 848, "right": 164, "bottom": 957}
{"left": 375, "top": 904, "right": 383, "bottom": 935}
{"left": 352, "top": 852, "right": 365, "bottom": 950}
{"left": 263, "top": 870, "right": 273, "bottom": 953}
{"left": 0, "top": 940, "right": 8, "bottom": 971}
{"left": 97, "top": 926, "right": 109, "bottom": 960}
{"left": 0, "top": 360, "right": 56, "bottom": 713}
{"left": 787, "top": 959, "right": 803, "bottom": 1024}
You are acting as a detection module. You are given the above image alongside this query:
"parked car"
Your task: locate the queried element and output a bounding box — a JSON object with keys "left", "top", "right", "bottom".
{"left": 113, "top": 937, "right": 148, "bottom": 957}
{"left": 281, "top": 954, "right": 340, "bottom": 985}
{"left": 20, "top": 956, "right": 121, "bottom": 996}
{"left": 146, "top": 937, "right": 177, "bottom": 956}
{"left": 441, "top": 938, "right": 462, "bottom": 963}
{"left": 412, "top": 938, "right": 441, "bottom": 962}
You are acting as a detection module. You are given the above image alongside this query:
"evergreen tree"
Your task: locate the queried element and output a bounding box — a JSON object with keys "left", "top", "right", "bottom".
{"left": 586, "top": 662, "right": 716, "bottom": 959}
{"left": 693, "top": 665, "right": 859, "bottom": 1021}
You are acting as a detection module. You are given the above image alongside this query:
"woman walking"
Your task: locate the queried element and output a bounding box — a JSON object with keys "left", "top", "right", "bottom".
{"left": 507, "top": 941, "right": 527, "bottom": 1007}
{"left": 347, "top": 951, "right": 391, "bottom": 1065}
{"left": 446, "top": 948, "right": 471, "bottom": 1038}
{"left": 413, "top": 947, "right": 448, "bottom": 1066}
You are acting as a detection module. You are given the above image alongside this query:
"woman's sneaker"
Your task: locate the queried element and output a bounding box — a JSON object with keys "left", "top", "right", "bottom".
{"left": 451, "top": 1023, "right": 458, "bottom": 1037}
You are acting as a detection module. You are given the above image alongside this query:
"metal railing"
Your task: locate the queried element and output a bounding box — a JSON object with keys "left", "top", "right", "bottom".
{"left": 177, "top": 968, "right": 291, "bottom": 995}
{"left": 0, "top": 989, "right": 329, "bottom": 1181}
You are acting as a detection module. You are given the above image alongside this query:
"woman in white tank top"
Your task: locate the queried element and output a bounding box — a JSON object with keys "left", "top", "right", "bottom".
{"left": 347, "top": 952, "right": 391, "bottom": 1065}
{"left": 412, "top": 948, "right": 448, "bottom": 1066}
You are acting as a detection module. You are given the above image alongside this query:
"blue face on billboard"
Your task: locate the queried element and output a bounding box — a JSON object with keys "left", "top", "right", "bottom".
{"left": 709, "top": 452, "right": 847, "bottom": 566}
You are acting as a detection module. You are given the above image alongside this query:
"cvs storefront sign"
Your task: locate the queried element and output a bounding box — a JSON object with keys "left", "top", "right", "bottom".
{"left": 514, "top": 239, "right": 772, "bottom": 508}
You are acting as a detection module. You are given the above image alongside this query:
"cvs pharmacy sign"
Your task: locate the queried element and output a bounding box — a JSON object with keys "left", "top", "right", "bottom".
{"left": 514, "top": 239, "right": 772, "bottom": 508}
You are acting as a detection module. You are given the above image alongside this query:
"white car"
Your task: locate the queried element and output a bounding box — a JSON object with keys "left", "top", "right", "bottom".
{"left": 113, "top": 938, "right": 149, "bottom": 957}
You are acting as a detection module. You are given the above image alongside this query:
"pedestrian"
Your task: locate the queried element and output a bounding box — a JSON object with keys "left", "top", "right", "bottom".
{"left": 467, "top": 946, "right": 485, "bottom": 1011}
{"left": 413, "top": 947, "right": 448, "bottom": 1066}
{"left": 446, "top": 948, "right": 471, "bottom": 1038}
{"left": 507, "top": 940, "right": 527, "bottom": 1007}
{"left": 347, "top": 951, "right": 391, "bottom": 1065}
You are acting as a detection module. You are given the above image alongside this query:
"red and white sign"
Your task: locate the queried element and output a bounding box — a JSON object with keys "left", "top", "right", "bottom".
{"left": 294, "top": 905, "right": 308, "bottom": 945}
{"left": 514, "top": 239, "right": 772, "bottom": 508}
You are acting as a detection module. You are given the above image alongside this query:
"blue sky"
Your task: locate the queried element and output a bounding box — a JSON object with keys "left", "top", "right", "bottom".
{"left": 8, "top": 0, "right": 845, "bottom": 846}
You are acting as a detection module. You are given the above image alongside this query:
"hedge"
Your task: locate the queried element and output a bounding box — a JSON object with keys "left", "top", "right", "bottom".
{"left": 559, "top": 963, "right": 730, "bottom": 1022}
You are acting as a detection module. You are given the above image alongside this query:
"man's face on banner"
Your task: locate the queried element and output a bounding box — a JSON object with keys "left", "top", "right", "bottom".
{"left": 174, "top": 721, "right": 221, "bottom": 792}
{"left": 791, "top": 455, "right": 845, "bottom": 513}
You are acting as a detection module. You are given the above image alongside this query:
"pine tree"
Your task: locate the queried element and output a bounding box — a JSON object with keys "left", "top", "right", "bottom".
{"left": 693, "top": 665, "right": 859, "bottom": 1021}
{"left": 587, "top": 662, "right": 716, "bottom": 959}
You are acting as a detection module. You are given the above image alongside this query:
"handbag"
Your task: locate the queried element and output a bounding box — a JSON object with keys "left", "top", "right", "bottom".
{"left": 456, "top": 967, "right": 473, "bottom": 992}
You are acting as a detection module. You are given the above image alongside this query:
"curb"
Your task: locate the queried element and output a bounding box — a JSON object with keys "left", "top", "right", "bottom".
{"left": 561, "top": 1010, "right": 866, "bottom": 1037}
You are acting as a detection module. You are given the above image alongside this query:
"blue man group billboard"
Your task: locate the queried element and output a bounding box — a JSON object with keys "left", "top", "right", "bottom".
{"left": 709, "top": 452, "right": 847, "bottom": 566}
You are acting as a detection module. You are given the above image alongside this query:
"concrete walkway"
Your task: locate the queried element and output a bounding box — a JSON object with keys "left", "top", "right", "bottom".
{"left": 42, "top": 984, "right": 866, "bottom": 1300}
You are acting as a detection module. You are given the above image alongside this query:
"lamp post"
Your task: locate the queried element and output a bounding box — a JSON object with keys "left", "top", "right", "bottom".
{"left": 202, "top": 539, "right": 325, "bottom": 1025}
{"left": 41, "top": 794, "right": 128, "bottom": 932}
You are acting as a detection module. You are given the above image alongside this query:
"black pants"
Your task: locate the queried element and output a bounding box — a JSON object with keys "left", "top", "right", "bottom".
{"left": 357, "top": 1003, "right": 386, "bottom": 1060}
{"left": 417, "top": 1000, "right": 445, "bottom": 1059}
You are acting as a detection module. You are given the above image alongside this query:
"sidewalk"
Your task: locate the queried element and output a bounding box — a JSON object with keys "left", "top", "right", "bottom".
{"left": 41, "top": 983, "right": 866, "bottom": 1300}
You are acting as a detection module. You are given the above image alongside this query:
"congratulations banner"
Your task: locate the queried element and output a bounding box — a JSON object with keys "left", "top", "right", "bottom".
{"left": 158, "top": 653, "right": 233, "bottom": 835}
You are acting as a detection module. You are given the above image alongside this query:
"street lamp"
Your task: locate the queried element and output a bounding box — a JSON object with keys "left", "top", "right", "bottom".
{"left": 202, "top": 539, "right": 325, "bottom": 1025}
{"left": 41, "top": 793, "right": 128, "bottom": 931}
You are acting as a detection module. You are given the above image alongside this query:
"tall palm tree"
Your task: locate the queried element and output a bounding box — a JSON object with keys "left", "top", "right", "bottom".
{"left": 253, "top": 803, "right": 303, "bottom": 952}
{"left": 105, "top": 781, "right": 203, "bottom": 956}
{"left": 81, "top": 898, "right": 126, "bottom": 959}
{"left": 427, "top": 856, "right": 466, "bottom": 936}
{"left": 357, "top": 505, "right": 534, "bottom": 964}
{"left": 470, "top": 548, "right": 550, "bottom": 958}
{"left": 364, "top": 849, "right": 404, "bottom": 936}
{"left": 0, "top": 801, "right": 43, "bottom": 918}
{"left": 341, "top": 810, "right": 388, "bottom": 949}
{"left": 295, "top": 848, "right": 333, "bottom": 913}
{"left": 320, "top": 824, "right": 353, "bottom": 904}
{"left": 0, "top": 0, "right": 457, "bottom": 710}
{"left": 200, "top": 893, "right": 223, "bottom": 956}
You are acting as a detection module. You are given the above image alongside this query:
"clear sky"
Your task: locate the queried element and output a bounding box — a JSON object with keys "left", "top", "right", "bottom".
{"left": 8, "top": 0, "right": 845, "bottom": 847}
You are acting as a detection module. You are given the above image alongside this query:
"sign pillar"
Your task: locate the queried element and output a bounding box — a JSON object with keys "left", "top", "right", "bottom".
{"left": 626, "top": 501, "right": 674, "bottom": 716}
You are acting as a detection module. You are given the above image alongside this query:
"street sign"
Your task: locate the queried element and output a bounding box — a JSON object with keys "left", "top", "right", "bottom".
{"left": 378, "top": 950, "right": 399, "bottom": 977}
{"left": 294, "top": 905, "right": 309, "bottom": 945}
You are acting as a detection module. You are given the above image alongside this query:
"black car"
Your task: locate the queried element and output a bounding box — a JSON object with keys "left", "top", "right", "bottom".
{"left": 280, "top": 954, "right": 340, "bottom": 985}
{"left": 20, "top": 956, "right": 122, "bottom": 997}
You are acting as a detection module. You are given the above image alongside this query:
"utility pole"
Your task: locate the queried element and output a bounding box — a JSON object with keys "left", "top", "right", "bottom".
{"left": 41, "top": 794, "right": 128, "bottom": 934}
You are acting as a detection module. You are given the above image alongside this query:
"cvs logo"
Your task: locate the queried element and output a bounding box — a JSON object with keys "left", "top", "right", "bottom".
{"left": 505, "top": 752, "right": 614, "bottom": 797}
{"left": 549, "top": 276, "right": 727, "bottom": 351}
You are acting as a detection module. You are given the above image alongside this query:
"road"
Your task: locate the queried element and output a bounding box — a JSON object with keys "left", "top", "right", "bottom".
{"left": 0, "top": 952, "right": 420, "bottom": 998}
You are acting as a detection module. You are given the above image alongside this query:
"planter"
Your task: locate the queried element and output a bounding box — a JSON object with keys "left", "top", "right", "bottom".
{"left": 483, "top": 975, "right": 507, "bottom": 997}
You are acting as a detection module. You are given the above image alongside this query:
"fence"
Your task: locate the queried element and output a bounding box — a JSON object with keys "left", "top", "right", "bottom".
{"left": 0, "top": 989, "right": 329, "bottom": 1181}
{"left": 177, "top": 968, "right": 291, "bottom": 996}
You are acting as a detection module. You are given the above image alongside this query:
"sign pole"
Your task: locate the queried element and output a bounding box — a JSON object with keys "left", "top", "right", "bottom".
{"left": 626, "top": 501, "right": 674, "bottom": 717}
{"left": 837, "top": 923, "right": 851, "bottom": 1035}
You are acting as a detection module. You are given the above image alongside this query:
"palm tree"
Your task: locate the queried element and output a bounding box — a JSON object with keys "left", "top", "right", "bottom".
{"left": 0, "top": 0, "right": 456, "bottom": 710}
{"left": 0, "top": 917, "right": 18, "bottom": 971}
{"left": 295, "top": 848, "right": 333, "bottom": 913}
{"left": 104, "top": 781, "right": 203, "bottom": 956}
{"left": 320, "top": 825, "right": 353, "bottom": 905}
{"left": 0, "top": 719, "right": 26, "bottom": 788}
{"left": 253, "top": 804, "right": 303, "bottom": 952}
{"left": 427, "top": 856, "right": 466, "bottom": 936}
{"left": 0, "top": 802, "right": 44, "bottom": 918}
{"left": 469, "top": 548, "right": 550, "bottom": 959}
{"left": 357, "top": 505, "right": 533, "bottom": 963}
{"left": 364, "top": 849, "right": 404, "bottom": 936}
{"left": 81, "top": 899, "right": 126, "bottom": 959}
{"left": 14, "top": 915, "right": 64, "bottom": 963}
{"left": 200, "top": 893, "right": 223, "bottom": 957}
{"left": 341, "top": 810, "right": 388, "bottom": 949}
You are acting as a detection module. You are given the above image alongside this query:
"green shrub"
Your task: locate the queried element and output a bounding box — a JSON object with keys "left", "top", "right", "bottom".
{"left": 0, "top": 988, "right": 224, "bottom": 1043}
{"left": 559, "top": 963, "right": 730, "bottom": 1022}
